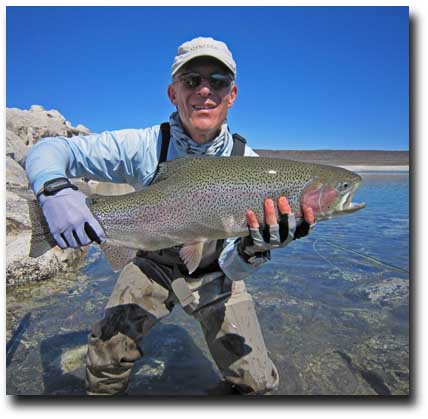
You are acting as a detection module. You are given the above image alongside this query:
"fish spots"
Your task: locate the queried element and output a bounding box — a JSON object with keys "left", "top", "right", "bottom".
{"left": 88, "top": 156, "right": 362, "bottom": 249}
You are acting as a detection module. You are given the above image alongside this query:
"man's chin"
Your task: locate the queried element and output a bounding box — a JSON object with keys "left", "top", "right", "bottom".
{"left": 191, "top": 120, "right": 219, "bottom": 133}
{"left": 188, "top": 125, "right": 222, "bottom": 143}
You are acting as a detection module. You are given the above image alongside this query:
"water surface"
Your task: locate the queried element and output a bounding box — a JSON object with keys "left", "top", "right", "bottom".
{"left": 6, "top": 172, "right": 409, "bottom": 396}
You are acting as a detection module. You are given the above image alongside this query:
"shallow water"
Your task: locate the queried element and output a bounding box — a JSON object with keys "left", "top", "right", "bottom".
{"left": 6, "top": 172, "right": 409, "bottom": 396}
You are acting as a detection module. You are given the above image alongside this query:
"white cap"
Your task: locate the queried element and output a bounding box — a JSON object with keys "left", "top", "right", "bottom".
{"left": 171, "top": 37, "right": 236, "bottom": 78}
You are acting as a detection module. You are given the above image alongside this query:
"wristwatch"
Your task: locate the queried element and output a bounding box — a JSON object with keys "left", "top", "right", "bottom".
{"left": 37, "top": 177, "right": 78, "bottom": 198}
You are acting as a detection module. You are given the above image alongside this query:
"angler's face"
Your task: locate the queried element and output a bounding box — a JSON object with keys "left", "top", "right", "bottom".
{"left": 168, "top": 58, "right": 238, "bottom": 144}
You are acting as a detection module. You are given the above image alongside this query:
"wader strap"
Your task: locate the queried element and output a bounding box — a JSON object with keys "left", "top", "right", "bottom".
{"left": 231, "top": 133, "right": 247, "bottom": 156}
{"left": 155, "top": 123, "right": 246, "bottom": 175}
{"left": 160, "top": 123, "right": 247, "bottom": 161}
{"left": 159, "top": 122, "right": 171, "bottom": 164}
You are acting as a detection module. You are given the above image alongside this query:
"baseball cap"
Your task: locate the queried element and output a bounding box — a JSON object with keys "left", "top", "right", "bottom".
{"left": 171, "top": 37, "right": 236, "bottom": 78}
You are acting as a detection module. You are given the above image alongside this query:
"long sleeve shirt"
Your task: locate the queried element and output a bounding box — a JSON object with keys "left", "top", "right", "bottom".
{"left": 25, "top": 124, "right": 267, "bottom": 280}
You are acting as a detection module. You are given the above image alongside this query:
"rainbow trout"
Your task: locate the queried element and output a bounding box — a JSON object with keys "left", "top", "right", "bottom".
{"left": 28, "top": 156, "right": 365, "bottom": 273}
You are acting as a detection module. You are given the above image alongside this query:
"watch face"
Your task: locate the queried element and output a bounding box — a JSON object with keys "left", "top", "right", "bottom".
{"left": 45, "top": 178, "right": 70, "bottom": 193}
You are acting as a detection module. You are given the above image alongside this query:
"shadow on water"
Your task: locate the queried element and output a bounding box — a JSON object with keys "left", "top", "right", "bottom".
{"left": 36, "top": 322, "right": 221, "bottom": 396}
{"left": 40, "top": 330, "right": 89, "bottom": 395}
{"left": 129, "top": 323, "right": 221, "bottom": 396}
{"left": 6, "top": 312, "right": 32, "bottom": 367}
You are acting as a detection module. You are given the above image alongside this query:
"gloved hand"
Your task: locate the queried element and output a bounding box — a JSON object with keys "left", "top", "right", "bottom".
{"left": 238, "top": 196, "right": 315, "bottom": 262}
{"left": 38, "top": 188, "right": 106, "bottom": 249}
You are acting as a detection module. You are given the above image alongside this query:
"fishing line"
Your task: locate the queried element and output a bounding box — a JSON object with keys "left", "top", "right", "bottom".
{"left": 312, "top": 239, "right": 347, "bottom": 276}
{"left": 314, "top": 238, "right": 409, "bottom": 274}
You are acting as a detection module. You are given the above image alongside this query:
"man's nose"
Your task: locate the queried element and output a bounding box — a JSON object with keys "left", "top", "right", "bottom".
{"left": 196, "top": 80, "right": 213, "bottom": 96}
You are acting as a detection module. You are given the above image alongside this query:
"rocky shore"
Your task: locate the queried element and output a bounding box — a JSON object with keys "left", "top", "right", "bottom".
{"left": 6, "top": 106, "right": 92, "bottom": 286}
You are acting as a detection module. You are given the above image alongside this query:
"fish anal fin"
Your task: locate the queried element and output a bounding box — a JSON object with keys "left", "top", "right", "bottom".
{"left": 101, "top": 242, "right": 137, "bottom": 272}
{"left": 179, "top": 241, "right": 205, "bottom": 274}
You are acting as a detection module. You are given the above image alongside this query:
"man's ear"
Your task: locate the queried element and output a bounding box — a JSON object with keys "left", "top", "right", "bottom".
{"left": 168, "top": 84, "right": 178, "bottom": 106}
{"left": 227, "top": 85, "right": 238, "bottom": 108}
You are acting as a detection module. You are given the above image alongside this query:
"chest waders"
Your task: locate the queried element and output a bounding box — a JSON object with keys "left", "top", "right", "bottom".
{"left": 85, "top": 124, "right": 279, "bottom": 396}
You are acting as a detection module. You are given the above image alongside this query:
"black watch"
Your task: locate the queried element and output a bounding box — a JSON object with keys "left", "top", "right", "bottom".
{"left": 37, "top": 177, "right": 78, "bottom": 198}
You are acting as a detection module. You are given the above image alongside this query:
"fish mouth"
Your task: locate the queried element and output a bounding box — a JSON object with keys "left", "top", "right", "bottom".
{"left": 337, "top": 184, "right": 366, "bottom": 214}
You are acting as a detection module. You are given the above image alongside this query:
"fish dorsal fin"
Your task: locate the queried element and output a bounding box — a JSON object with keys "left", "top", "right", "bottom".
{"left": 151, "top": 157, "right": 200, "bottom": 184}
{"left": 100, "top": 242, "right": 137, "bottom": 272}
{"left": 179, "top": 241, "right": 205, "bottom": 274}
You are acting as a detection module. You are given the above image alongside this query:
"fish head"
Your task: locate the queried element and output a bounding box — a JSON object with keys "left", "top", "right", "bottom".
{"left": 300, "top": 167, "right": 366, "bottom": 220}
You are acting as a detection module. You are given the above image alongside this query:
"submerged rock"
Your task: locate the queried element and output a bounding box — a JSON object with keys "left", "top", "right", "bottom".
{"left": 60, "top": 345, "right": 88, "bottom": 374}
{"left": 364, "top": 278, "right": 408, "bottom": 306}
{"left": 135, "top": 360, "right": 166, "bottom": 378}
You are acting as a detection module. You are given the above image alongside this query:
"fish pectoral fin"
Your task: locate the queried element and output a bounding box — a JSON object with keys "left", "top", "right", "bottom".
{"left": 101, "top": 242, "right": 137, "bottom": 272}
{"left": 179, "top": 241, "right": 205, "bottom": 275}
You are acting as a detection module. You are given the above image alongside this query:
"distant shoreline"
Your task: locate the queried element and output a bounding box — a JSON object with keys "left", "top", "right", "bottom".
{"left": 255, "top": 149, "right": 409, "bottom": 169}
{"left": 340, "top": 165, "right": 409, "bottom": 172}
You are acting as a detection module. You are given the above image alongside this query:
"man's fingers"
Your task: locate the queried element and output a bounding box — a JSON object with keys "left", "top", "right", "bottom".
{"left": 264, "top": 198, "right": 277, "bottom": 225}
{"left": 278, "top": 196, "right": 292, "bottom": 215}
{"left": 247, "top": 197, "right": 305, "bottom": 233}
{"left": 303, "top": 206, "right": 315, "bottom": 225}
{"left": 53, "top": 233, "right": 68, "bottom": 249}
{"left": 246, "top": 210, "right": 259, "bottom": 229}
{"left": 91, "top": 219, "right": 107, "bottom": 243}
{"left": 85, "top": 222, "right": 105, "bottom": 244}
{"left": 294, "top": 206, "right": 315, "bottom": 240}
{"left": 76, "top": 225, "right": 91, "bottom": 246}
{"left": 63, "top": 230, "right": 79, "bottom": 248}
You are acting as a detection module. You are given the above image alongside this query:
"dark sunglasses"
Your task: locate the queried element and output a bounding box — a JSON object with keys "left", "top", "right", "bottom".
{"left": 177, "top": 72, "right": 234, "bottom": 91}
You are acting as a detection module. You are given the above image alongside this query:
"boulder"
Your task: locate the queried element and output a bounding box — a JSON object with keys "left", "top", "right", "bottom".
{"left": 5, "top": 105, "right": 92, "bottom": 287}
{"left": 73, "top": 124, "right": 91, "bottom": 136}
{"left": 6, "top": 106, "right": 91, "bottom": 147}
{"left": 6, "top": 232, "right": 85, "bottom": 286}
{"left": 6, "top": 156, "right": 29, "bottom": 189}
{"left": 6, "top": 129, "right": 28, "bottom": 166}
{"left": 6, "top": 190, "right": 32, "bottom": 234}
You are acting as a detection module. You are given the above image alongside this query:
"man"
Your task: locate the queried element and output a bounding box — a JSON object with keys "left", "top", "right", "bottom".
{"left": 25, "top": 37, "right": 314, "bottom": 395}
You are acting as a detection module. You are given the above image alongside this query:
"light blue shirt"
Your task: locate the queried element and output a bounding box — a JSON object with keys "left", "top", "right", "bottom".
{"left": 25, "top": 124, "right": 265, "bottom": 280}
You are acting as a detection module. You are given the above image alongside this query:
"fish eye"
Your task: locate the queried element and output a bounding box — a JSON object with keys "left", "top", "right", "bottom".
{"left": 337, "top": 181, "right": 351, "bottom": 191}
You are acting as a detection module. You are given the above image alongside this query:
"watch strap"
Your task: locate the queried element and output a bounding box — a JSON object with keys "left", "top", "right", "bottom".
{"left": 36, "top": 177, "right": 78, "bottom": 199}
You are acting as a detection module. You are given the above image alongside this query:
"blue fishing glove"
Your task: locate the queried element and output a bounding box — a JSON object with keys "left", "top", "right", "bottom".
{"left": 238, "top": 213, "right": 312, "bottom": 263}
{"left": 38, "top": 188, "right": 106, "bottom": 249}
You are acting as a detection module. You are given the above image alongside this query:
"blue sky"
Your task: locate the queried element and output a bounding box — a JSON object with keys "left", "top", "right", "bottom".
{"left": 6, "top": 6, "right": 409, "bottom": 150}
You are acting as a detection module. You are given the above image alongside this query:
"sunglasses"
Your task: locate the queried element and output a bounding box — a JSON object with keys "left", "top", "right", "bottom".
{"left": 177, "top": 72, "right": 234, "bottom": 91}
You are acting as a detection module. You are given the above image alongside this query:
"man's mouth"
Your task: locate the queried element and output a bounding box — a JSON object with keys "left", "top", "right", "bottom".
{"left": 192, "top": 104, "right": 217, "bottom": 110}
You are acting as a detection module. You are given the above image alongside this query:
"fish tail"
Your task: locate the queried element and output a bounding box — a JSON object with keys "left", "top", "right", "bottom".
{"left": 27, "top": 200, "right": 57, "bottom": 257}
